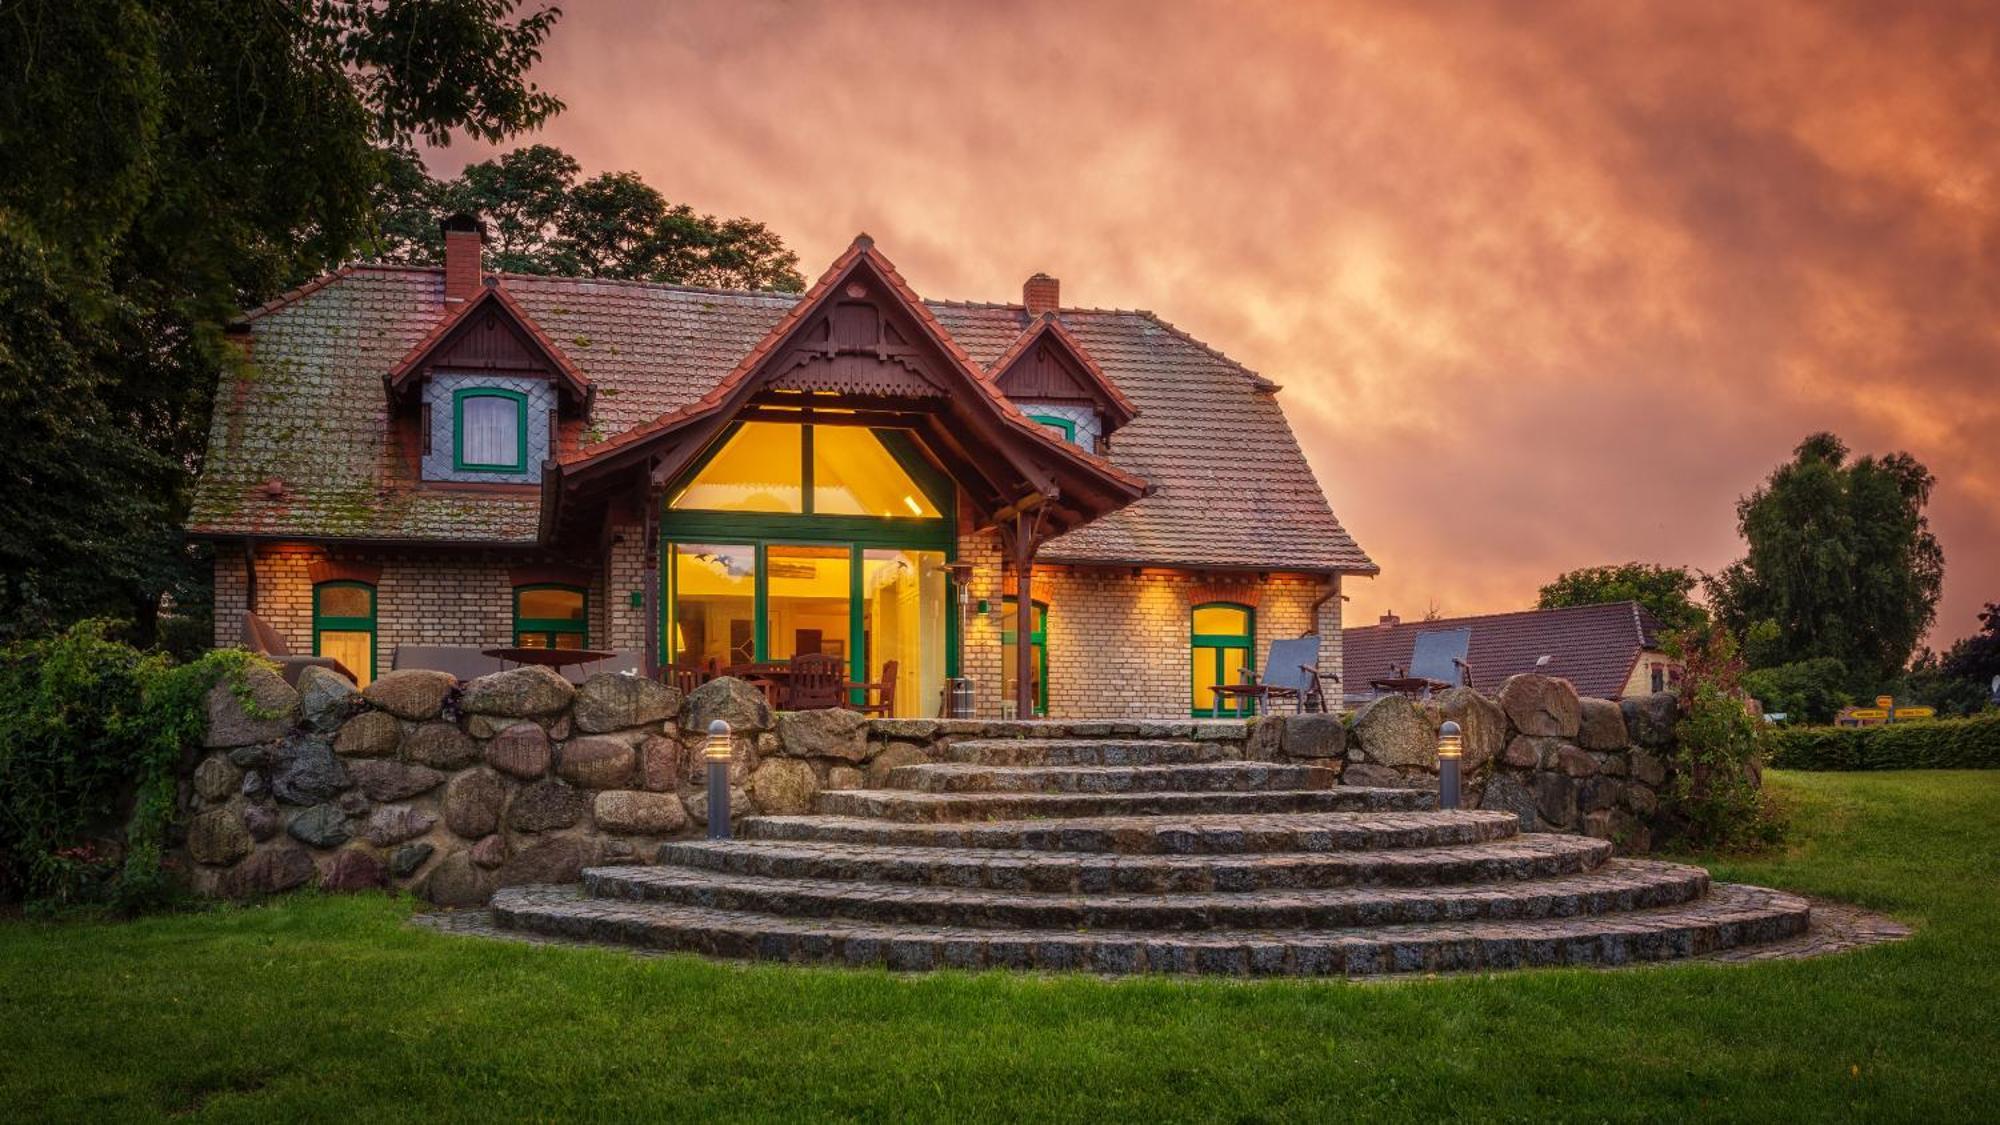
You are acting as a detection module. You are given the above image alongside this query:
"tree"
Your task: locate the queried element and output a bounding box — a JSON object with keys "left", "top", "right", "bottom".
{"left": 0, "top": 1, "right": 565, "bottom": 640}
{"left": 1902, "top": 603, "right": 2000, "bottom": 716}
{"left": 1537, "top": 563, "right": 1709, "bottom": 634}
{"left": 369, "top": 144, "right": 806, "bottom": 291}
{"left": 1706, "top": 433, "right": 1944, "bottom": 688}
{"left": 1741, "top": 659, "right": 1852, "bottom": 724}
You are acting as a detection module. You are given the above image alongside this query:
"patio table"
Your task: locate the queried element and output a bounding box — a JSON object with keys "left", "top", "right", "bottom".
{"left": 481, "top": 646, "right": 617, "bottom": 672}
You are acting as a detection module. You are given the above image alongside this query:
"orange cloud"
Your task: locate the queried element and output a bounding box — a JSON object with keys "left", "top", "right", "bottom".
{"left": 436, "top": 0, "right": 1999, "bottom": 645}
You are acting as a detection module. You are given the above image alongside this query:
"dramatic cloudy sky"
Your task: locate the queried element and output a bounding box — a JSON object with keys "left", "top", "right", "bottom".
{"left": 440, "top": 0, "right": 1998, "bottom": 646}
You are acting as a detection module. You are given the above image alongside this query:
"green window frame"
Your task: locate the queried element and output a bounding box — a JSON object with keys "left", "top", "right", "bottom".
{"left": 1027, "top": 413, "right": 1077, "bottom": 443}
{"left": 312, "top": 580, "right": 376, "bottom": 683}
{"left": 452, "top": 387, "right": 529, "bottom": 473}
{"left": 1002, "top": 596, "right": 1049, "bottom": 717}
{"left": 514, "top": 584, "right": 588, "bottom": 648}
{"left": 1191, "top": 601, "right": 1255, "bottom": 717}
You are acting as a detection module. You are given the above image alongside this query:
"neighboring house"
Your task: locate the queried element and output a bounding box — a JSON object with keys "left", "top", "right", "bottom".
{"left": 1342, "top": 602, "right": 1676, "bottom": 703}
{"left": 188, "top": 219, "right": 1374, "bottom": 718}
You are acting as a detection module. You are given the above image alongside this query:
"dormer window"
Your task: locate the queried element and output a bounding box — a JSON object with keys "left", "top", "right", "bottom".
{"left": 454, "top": 388, "right": 528, "bottom": 473}
{"left": 1028, "top": 413, "right": 1078, "bottom": 444}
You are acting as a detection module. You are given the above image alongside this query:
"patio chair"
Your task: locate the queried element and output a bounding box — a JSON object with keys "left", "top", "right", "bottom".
{"left": 786, "top": 652, "right": 848, "bottom": 710}
{"left": 240, "top": 611, "right": 353, "bottom": 687}
{"left": 1369, "top": 627, "right": 1471, "bottom": 698}
{"left": 669, "top": 657, "right": 719, "bottom": 696}
{"left": 848, "top": 660, "right": 898, "bottom": 717}
{"left": 1216, "top": 636, "right": 1332, "bottom": 715}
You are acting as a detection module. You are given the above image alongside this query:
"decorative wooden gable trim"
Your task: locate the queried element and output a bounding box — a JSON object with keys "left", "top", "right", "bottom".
{"left": 385, "top": 284, "right": 591, "bottom": 410}
{"left": 760, "top": 284, "right": 954, "bottom": 398}
{"left": 989, "top": 315, "right": 1138, "bottom": 431}
{"left": 543, "top": 235, "right": 1149, "bottom": 547}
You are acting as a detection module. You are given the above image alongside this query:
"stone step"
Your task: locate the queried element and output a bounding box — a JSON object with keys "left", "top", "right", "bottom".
{"left": 814, "top": 786, "right": 1430, "bottom": 823}
{"left": 885, "top": 761, "right": 1337, "bottom": 794}
{"left": 739, "top": 809, "right": 1520, "bottom": 854}
{"left": 942, "top": 739, "right": 1235, "bottom": 766}
{"left": 586, "top": 859, "right": 1703, "bottom": 930}
{"left": 489, "top": 881, "right": 1812, "bottom": 975}
{"left": 655, "top": 833, "right": 1614, "bottom": 894}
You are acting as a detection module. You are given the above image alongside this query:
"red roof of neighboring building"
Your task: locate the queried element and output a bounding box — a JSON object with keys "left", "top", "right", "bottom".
{"left": 1343, "top": 602, "right": 1668, "bottom": 700}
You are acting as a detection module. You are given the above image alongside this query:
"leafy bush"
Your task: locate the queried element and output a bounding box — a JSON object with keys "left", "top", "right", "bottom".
{"left": 1664, "top": 626, "right": 1782, "bottom": 849}
{"left": 0, "top": 621, "right": 261, "bottom": 909}
{"left": 1769, "top": 713, "right": 2000, "bottom": 771}
{"left": 1742, "top": 658, "right": 1853, "bottom": 725}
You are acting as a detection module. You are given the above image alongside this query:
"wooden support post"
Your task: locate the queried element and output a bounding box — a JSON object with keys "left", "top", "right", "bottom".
{"left": 642, "top": 485, "right": 662, "bottom": 681}
{"left": 1013, "top": 512, "right": 1035, "bottom": 719}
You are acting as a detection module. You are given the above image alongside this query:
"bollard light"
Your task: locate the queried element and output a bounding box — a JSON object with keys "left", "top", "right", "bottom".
{"left": 1436, "top": 720, "right": 1463, "bottom": 811}
{"left": 704, "top": 719, "right": 733, "bottom": 839}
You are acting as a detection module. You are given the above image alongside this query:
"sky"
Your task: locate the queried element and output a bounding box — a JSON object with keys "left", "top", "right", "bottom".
{"left": 437, "top": 0, "right": 1998, "bottom": 648}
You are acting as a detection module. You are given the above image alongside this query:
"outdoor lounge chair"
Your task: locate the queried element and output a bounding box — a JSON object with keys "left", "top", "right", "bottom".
{"left": 1369, "top": 627, "right": 1472, "bottom": 698}
{"left": 240, "top": 610, "right": 353, "bottom": 687}
{"left": 1215, "top": 636, "right": 1331, "bottom": 715}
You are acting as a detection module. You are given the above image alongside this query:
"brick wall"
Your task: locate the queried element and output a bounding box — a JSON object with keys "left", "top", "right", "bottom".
{"left": 216, "top": 529, "right": 1344, "bottom": 717}
{"left": 955, "top": 528, "right": 1343, "bottom": 719}
{"left": 215, "top": 546, "right": 610, "bottom": 676}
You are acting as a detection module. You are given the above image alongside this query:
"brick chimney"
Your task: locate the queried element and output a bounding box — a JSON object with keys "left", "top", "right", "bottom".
{"left": 1379, "top": 610, "right": 1401, "bottom": 626}
{"left": 1023, "top": 273, "right": 1060, "bottom": 318}
{"left": 441, "top": 213, "right": 486, "bottom": 304}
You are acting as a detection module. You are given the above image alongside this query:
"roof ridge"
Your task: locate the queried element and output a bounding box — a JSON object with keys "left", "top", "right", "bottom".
{"left": 488, "top": 269, "right": 804, "bottom": 302}
{"left": 1349, "top": 601, "right": 1649, "bottom": 632}
{"left": 1137, "top": 311, "right": 1278, "bottom": 391}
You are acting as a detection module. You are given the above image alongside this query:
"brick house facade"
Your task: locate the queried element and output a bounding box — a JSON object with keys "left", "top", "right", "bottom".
{"left": 194, "top": 225, "right": 1372, "bottom": 718}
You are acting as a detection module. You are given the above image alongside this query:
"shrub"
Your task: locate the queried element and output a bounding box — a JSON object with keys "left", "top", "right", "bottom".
{"left": 0, "top": 621, "right": 262, "bottom": 909}
{"left": 1664, "top": 625, "right": 1782, "bottom": 849}
{"left": 1769, "top": 713, "right": 2000, "bottom": 771}
{"left": 1742, "top": 658, "right": 1853, "bottom": 725}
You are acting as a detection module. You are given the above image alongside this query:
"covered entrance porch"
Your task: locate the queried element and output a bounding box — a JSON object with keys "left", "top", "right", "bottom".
{"left": 540, "top": 236, "right": 1148, "bottom": 719}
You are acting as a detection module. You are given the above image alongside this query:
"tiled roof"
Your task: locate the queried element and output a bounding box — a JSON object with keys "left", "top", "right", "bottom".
{"left": 191, "top": 263, "right": 1374, "bottom": 573}
{"left": 1342, "top": 602, "right": 1665, "bottom": 700}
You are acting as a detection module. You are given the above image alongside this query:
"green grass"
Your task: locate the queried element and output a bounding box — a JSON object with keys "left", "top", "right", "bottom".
{"left": 3, "top": 771, "right": 1996, "bottom": 1123}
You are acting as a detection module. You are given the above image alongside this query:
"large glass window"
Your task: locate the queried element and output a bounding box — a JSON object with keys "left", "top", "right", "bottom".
{"left": 313, "top": 581, "right": 376, "bottom": 688}
{"left": 669, "top": 543, "right": 757, "bottom": 667}
{"left": 671, "top": 422, "right": 802, "bottom": 513}
{"left": 514, "top": 585, "right": 587, "bottom": 649}
{"left": 766, "top": 545, "right": 852, "bottom": 663}
{"left": 1001, "top": 597, "right": 1049, "bottom": 717}
{"left": 1191, "top": 602, "right": 1254, "bottom": 716}
{"left": 813, "top": 426, "right": 943, "bottom": 517}
{"left": 860, "top": 549, "right": 947, "bottom": 717}
{"left": 453, "top": 388, "right": 527, "bottom": 472}
{"left": 671, "top": 422, "right": 943, "bottom": 518}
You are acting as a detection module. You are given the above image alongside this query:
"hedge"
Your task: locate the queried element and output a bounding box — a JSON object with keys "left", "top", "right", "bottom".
{"left": 1768, "top": 712, "right": 2000, "bottom": 771}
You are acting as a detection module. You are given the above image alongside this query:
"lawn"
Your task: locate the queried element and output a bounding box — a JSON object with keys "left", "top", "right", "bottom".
{"left": 3, "top": 771, "right": 1995, "bottom": 1123}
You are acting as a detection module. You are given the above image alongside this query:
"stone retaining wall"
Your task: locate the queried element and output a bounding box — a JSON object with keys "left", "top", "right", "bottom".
{"left": 180, "top": 666, "right": 1685, "bottom": 905}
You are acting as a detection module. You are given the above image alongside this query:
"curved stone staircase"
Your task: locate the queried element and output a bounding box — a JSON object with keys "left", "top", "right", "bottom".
{"left": 491, "top": 734, "right": 1810, "bottom": 975}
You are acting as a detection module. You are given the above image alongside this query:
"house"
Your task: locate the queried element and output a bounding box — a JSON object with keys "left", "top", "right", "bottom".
{"left": 188, "top": 219, "right": 1374, "bottom": 718}
{"left": 1341, "top": 602, "right": 1676, "bottom": 703}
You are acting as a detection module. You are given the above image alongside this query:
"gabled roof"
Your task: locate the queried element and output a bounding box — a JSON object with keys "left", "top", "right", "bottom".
{"left": 384, "top": 282, "right": 591, "bottom": 406}
{"left": 986, "top": 314, "right": 1139, "bottom": 430}
{"left": 1343, "top": 602, "right": 1667, "bottom": 700}
{"left": 190, "top": 254, "right": 1375, "bottom": 573}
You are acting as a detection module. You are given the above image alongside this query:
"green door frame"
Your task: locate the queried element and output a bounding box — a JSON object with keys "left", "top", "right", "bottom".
{"left": 1000, "top": 596, "right": 1049, "bottom": 716}
{"left": 1191, "top": 602, "right": 1256, "bottom": 717}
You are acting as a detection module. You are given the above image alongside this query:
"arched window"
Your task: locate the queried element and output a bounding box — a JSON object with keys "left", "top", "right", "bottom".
{"left": 313, "top": 581, "right": 377, "bottom": 687}
{"left": 515, "top": 584, "right": 587, "bottom": 649}
{"left": 1191, "top": 602, "right": 1254, "bottom": 717}
{"left": 1001, "top": 597, "right": 1049, "bottom": 717}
